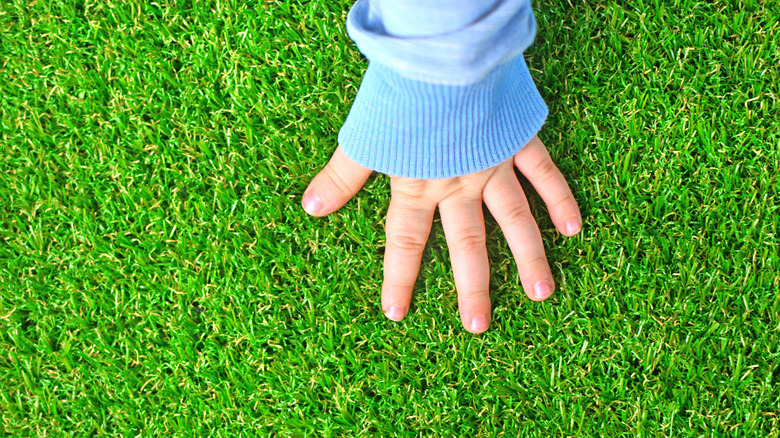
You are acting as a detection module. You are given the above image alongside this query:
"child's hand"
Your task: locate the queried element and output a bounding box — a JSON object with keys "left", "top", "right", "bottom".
{"left": 302, "top": 136, "right": 581, "bottom": 333}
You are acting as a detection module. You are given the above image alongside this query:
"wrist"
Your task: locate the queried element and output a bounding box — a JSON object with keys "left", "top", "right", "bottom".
{"left": 338, "top": 55, "right": 548, "bottom": 179}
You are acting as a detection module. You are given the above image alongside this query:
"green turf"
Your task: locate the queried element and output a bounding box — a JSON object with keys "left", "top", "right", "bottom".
{"left": 1, "top": 0, "right": 778, "bottom": 435}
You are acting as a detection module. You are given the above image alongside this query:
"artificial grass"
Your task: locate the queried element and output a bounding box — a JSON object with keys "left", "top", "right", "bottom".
{"left": 1, "top": 0, "right": 778, "bottom": 435}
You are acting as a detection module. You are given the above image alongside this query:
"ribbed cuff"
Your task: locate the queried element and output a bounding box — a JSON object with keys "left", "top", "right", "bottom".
{"left": 338, "top": 54, "right": 548, "bottom": 179}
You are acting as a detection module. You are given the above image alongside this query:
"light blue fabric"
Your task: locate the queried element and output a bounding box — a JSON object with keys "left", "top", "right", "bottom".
{"left": 346, "top": 0, "right": 538, "bottom": 85}
{"left": 338, "top": 0, "right": 547, "bottom": 179}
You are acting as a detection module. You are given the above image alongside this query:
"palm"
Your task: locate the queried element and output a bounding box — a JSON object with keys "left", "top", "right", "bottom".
{"left": 303, "top": 135, "right": 581, "bottom": 333}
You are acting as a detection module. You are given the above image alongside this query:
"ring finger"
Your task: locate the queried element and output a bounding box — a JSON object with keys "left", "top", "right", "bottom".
{"left": 438, "top": 194, "right": 492, "bottom": 333}
{"left": 483, "top": 167, "right": 555, "bottom": 301}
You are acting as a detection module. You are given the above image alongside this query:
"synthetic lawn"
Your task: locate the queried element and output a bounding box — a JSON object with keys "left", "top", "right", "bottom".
{"left": 1, "top": 0, "right": 778, "bottom": 435}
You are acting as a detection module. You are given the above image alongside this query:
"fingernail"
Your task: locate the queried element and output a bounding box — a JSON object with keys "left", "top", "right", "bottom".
{"left": 384, "top": 305, "right": 406, "bottom": 321}
{"left": 302, "top": 191, "right": 324, "bottom": 216}
{"left": 534, "top": 281, "right": 553, "bottom": 300}
{"left": 470, "top": 314, "right": 489, "bottom": 332}
{"left": 566, "top": 219, "right": 581, "bottom": 236}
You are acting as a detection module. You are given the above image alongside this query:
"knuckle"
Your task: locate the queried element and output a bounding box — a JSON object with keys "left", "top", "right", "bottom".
{"left": 399, "top": 190, "right": 431, "bottom": 207}
{"left": 392, "top": 178, "right": 428, "bottom": 195}
{"left": 382, "top": 278, "right": 413, "bottom": 292}
{"left": 388, "top": 230, "right": 428, "bottom": 252}
{"left": 551, "top": 192, "right": 577, "bottom": 210}
{"left": 392, "top": 184, "right": 435, "bottom": 207}
{"left": 534, "top": 157, "right": 561, "bottom": 184}
{"left": 503, "top": 202, "right": 533, "bottom": 227}
{"left": 323, "top": 165, "right": 352, "bottom": 195}
{"left": 453, "top": 176, "right": 484, "bottom": 199}
{"left": 520, "top": 254, "right": 549, "bottom": 271}
{"left": 461, "top": 288, "right": 490, "bottom": 302}
{"left": 451, "top": 228, "right": 486, "bottom": 253}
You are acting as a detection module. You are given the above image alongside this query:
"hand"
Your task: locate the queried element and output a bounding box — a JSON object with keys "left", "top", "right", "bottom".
{"left": 302, "top": 135, "right": 582, "bottom": 333}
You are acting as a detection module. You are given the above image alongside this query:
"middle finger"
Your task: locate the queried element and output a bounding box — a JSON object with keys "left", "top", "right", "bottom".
{"left": 438, "top": 194, "right": 492, "bottom": 334}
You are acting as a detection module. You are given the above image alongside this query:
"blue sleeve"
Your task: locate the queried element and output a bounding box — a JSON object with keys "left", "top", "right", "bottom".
{"left": 338, "top": 0, "right": 548, "bottom": 179}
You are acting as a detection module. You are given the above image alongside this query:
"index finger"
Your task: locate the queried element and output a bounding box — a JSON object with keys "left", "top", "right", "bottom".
{"left": 382, "top": 193, "right": 435, "bottom": 322}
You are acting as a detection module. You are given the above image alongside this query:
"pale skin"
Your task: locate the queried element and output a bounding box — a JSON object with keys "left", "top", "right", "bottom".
{"left": 302, "top": 135, "right": 582, "bottom": 334}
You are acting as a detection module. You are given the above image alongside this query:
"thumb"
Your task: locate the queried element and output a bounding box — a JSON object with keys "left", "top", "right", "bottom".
{"left": 302, "top": 147, "right": 372, "bottom": 217}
